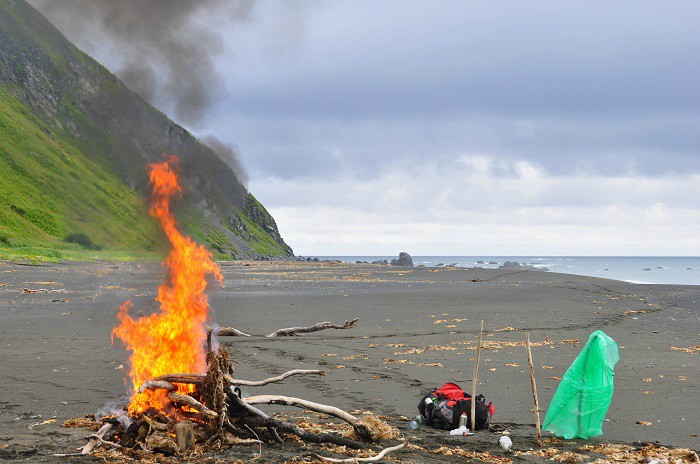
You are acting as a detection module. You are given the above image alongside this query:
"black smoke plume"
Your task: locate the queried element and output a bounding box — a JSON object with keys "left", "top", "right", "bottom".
{"left": 29, "top": 0, "right": 255, "bottom": 128}
{"left": 202, "top": 135, "right": 249, "bottom": 189}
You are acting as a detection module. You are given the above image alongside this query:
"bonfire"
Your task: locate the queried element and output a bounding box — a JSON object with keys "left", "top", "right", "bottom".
{"left": 56, "top": 156, "right": 402, "bottom": 461}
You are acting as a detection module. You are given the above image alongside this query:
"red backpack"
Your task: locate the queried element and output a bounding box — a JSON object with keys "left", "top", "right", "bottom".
{"left": 418, "top": 382, "right": 495, "bottom": 430}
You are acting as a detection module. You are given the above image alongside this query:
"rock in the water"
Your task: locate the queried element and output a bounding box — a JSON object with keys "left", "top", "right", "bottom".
{"left": 390, "top": 252, "right": 414, "bottom": 267}
{"left": 499, "top": 261, "right": 548, "bottom": 271}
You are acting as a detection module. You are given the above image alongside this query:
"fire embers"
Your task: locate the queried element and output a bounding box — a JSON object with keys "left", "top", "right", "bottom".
{"left": 111, "top": 156, "right": 223, "bottom": 414}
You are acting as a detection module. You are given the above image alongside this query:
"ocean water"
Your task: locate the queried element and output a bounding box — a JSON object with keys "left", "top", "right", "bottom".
{"left": 318, "top": 256, "right": 700, "bottom": 286}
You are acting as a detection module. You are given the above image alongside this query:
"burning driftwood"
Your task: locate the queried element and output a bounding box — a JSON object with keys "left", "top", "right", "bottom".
{"left": 57, "top": 331, "right": 403, "bottom": 460}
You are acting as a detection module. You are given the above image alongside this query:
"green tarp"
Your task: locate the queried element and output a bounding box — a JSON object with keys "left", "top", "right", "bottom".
{"left": 543, "top": 330, "right": 619, "bottom": 439}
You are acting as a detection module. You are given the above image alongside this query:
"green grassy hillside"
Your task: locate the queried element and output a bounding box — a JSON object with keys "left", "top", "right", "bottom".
{"left": 0, "top": 85, "right": 159, "bottom": 261}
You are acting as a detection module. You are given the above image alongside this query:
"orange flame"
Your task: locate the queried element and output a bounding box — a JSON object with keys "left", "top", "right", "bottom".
{"left": 111, "top": 155, "right": 223, "bottom": 413}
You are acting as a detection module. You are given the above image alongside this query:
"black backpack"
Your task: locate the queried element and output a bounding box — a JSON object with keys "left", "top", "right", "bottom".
{"left": 418, "top": 382, "right": 494, "bottom": 430}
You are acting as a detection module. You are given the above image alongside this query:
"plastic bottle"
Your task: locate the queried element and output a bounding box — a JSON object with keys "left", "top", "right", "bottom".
{"left": 499, "top": 435, "right": 513, "bottom": 451}
{"left": 458, "top": 412, "right": 467, "bottom": 428}
{"left": 415, "top": 414, "right": 423, "bottom": 425}
{"left": 409, "top": 420, "right": 419, "bottom": 430}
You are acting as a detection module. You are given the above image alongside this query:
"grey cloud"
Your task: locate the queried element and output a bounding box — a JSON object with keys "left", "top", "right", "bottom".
{"left": 221, "top": 0, "right": 700, "bottom": 120}
{"left": 208, "top": 114, "right": 700, "bottom": 181}
{"left": 204, "top": 0, "right": 699, "bottom": 182}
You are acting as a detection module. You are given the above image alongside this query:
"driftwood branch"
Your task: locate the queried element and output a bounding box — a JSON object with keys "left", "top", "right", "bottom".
{"left": 214, "top": 327, "right": 252, "bottom": 337}
{"left": 225, "top": 369, "right": 324, "bottom": 387}
{"left": 243, "top": 394, "right": 371, "bottom": 441}
{"left": 53, "top": 422, "right": 114, "bottom": 457}
{"left": 22, "top": 288, "right": 66, "bottom": 294}
{"left": 230, "top": 391, "right": 365, "bottom": 449}
{"left": 138, "top": 380, "right": 176, "bottom": 393}
{"left": 267, "top": 318, "right": 359, "bottom": 337}
{"left": 168, "top": 393, "right": 218, "bottom": 418}
{"left": 311, "top": 440, "right": 408, "bottom": 462}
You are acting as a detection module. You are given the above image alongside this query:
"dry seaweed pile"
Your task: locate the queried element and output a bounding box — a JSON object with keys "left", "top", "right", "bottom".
{"left": 513, "top": 443, "right": 699, "bottom": 464}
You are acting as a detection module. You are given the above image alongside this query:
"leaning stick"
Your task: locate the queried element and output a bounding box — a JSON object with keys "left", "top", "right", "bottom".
{"left": 215, "top": 327, "right": 252, "bottom": 337}
{"left": 168, "top": 392, "right": 218, "bottom": 418}
{"left": 526, "top": 332, "right": 543, "bottom": 446}
{"left": 267, "top": 318, "right": 358, "bottom": 337}
{"left": 53, "top": 422, "right": 114, "bottom": 456}
{"left": 470, "top": 320, "right": 484, "bottom": 433}
{"left": 225, "top": 369, "right": 324, "bottom": 387}
{"left": 243, "top": 394, "right": 371, "bottom": 441}
{"left": 312, "top": 440, "right": 408, "bottom": 462}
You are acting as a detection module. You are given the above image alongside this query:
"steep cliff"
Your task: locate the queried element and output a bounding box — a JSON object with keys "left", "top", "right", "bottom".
{"left": 0, "top": 0, "right": 293, "bottom": 259}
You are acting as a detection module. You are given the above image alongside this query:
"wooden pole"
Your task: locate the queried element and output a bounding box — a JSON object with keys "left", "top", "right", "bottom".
{"left": 526, "top": 332, "right": 543, "bottom": 446}
{"left": 470, "top": 320, "right": 484, "bottom": 433}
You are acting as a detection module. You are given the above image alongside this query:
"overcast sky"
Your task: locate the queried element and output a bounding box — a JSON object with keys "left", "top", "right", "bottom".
{"left": 34, "top": 0, "right": 700, "bottom": 255}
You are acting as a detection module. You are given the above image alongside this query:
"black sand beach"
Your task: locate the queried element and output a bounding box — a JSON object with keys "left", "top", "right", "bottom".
{"left": 0, "top": 260, "right": 697, "bottom": 462}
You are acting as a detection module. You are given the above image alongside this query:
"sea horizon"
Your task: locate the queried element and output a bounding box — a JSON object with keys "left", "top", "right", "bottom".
{"left": 311, "top": 255, "right": 699, "bottom": 286}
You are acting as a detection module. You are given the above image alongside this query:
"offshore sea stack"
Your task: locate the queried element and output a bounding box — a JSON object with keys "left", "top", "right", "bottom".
{"left": 390, "top": 252, "right": 414, "bottom": 267}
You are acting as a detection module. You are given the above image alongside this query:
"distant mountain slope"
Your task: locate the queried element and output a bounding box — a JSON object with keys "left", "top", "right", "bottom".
{"left": 0, "top": 0, "right": 292, "bottom": 260}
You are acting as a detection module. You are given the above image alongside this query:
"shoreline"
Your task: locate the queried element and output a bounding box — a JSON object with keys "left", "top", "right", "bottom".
{"left": 0, "top": 260, "right": 697, "bottom": 461}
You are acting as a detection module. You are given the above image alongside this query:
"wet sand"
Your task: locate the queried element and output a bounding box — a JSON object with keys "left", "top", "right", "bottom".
{"left": 0, "top": 260, "right": 697, "bottom": 462}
